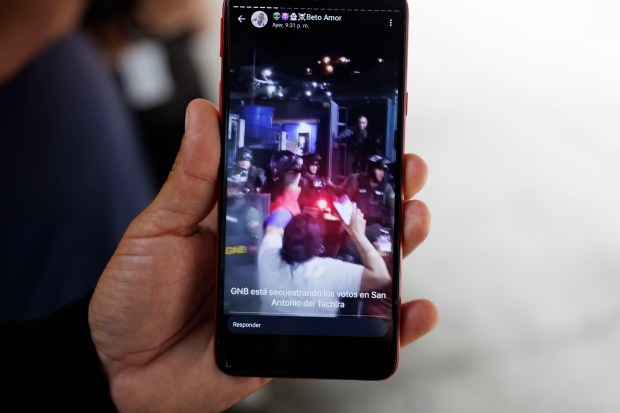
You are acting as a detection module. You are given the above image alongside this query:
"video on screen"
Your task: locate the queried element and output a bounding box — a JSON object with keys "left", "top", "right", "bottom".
{"left": 223, "top": 13, "right": 403, "bottom": 319}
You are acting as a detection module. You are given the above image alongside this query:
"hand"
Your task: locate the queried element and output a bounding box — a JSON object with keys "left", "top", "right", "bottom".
{"left": 89, "top": 99, "right": 437, "bottom": 412}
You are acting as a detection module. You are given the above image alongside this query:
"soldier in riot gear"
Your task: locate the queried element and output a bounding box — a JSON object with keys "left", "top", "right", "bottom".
{"left": 227, "top": 148, "right": 266, "bottom": 193}
{"left": 299, "top": 153, "right": 330, "bottom": 209}
{"left": 337, "top": 155, "right": 395, "bottom": 267}
{"left": 346, "top": 154, "right": 395, "bottom": 228}
{"left": 336, "top": 115, "right": 382, "bottom": 174}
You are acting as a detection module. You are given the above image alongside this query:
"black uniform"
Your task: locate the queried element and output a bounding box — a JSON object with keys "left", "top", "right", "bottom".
{"left": 227, "top": 165, "right": 265, "bottom": 193}
{"left": 299, "top": 171, "right": 330, "bottom": 209}
{"left": 337, "top": 128, "right": 381, "bottom": 174}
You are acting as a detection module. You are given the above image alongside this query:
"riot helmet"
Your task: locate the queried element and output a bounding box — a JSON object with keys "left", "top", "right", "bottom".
{"left": 368, "top": 154, "right": 389, "bottom": 171}
{"left": 368, "top": 154, "right": 389, "bottom": 182}
{"left": 235, "top": 148, "right": 253, "bottom": 162}
{"left": 305, "top": 153, "right": 322, "bottom": 166}
{"left": 270, "top": 150, "right": 303, "bottom": 177}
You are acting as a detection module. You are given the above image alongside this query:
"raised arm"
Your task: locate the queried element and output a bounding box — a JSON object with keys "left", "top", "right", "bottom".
{"left": 343, "top": 205, "right": 390, "bottom": 291}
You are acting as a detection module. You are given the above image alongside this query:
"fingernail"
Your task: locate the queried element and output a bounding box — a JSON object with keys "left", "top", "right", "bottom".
{"left": 185, "top": 108, "right": 190, "bottom": 131}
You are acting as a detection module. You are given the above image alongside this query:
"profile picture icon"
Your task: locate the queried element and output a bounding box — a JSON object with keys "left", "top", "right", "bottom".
{"left": 251, "top": 11, "right": 268, "bottom": 28}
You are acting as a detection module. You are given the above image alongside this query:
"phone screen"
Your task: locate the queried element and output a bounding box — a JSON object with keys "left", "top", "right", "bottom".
{"left": 217, "top": 0, "right": 407, "bottom": 379}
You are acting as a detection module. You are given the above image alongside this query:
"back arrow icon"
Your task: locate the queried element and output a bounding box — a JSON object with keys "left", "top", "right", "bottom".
{"left": 238, "top": 15, "right": 246, "bottom": 23}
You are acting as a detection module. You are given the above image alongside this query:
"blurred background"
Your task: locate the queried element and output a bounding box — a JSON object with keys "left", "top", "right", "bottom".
{"left": 1, "top": 0, "right": 618, "bottom": 411}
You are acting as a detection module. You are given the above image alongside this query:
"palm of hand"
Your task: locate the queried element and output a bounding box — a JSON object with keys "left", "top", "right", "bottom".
{"left": 90, "top": 216, "right": 266, "bottom": 412}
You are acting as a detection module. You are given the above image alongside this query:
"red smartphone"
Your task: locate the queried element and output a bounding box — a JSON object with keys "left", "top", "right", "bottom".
{"left": 216, "top": 0, "right": 408, "bottom": 379}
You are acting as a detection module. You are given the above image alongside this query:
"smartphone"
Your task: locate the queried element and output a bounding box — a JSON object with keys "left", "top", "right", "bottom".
{"left": 216, "top": 0, "right": 408, "bottom": 380}
{"left": 333, "top": 195, "right": 353, "bottom": 225}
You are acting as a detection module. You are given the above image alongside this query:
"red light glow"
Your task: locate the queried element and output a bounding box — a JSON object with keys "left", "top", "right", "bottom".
{"left": 317, "top": 199, "right": 328, "bottom": 209}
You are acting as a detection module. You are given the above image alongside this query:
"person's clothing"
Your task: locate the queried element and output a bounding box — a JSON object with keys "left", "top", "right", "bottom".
{"left": 337, "top": 127, "right": 366, "bottom": 144}
{"left": 270, "top": 187, "right": 301, "bottom": 216}
{"left": 337, "top": 127, "right": 380, "bottom": 173}
{"left": 0, "top": 293, "right": 116, "bottom": 411}
{"left": 228, "top": 165, "right": 266, "bottom": 193}
{"left": 299, "top": 172, "right": 329, "bottom": 209}
{"left": 258, "top": 233, "right": 363, "bottom": 317}
{"left": 0, "top": 32, "right": 154, "bottom": 321}
{"left": 264, "top": 209, "right": 293, "bottom": 229}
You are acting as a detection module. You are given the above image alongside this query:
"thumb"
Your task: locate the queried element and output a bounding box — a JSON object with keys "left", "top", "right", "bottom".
{"left": 132, "top": 99, "right": 221, "bottom": 237}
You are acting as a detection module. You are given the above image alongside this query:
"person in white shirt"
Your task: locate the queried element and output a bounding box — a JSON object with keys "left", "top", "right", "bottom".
{"left": 258, "top": 205, "right": 390, "bottom": 316}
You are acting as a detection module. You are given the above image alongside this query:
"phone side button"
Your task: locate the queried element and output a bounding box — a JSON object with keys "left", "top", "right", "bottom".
{"left": 405, "top": 91, "right": 409, "bottom": 116}
{"left": 220, "top": 18, "right": 224, "bottom": 57}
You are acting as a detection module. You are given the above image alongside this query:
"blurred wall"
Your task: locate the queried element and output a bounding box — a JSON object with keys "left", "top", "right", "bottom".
{"left": 406, "top": 1, "right": 620, "bottom": 412}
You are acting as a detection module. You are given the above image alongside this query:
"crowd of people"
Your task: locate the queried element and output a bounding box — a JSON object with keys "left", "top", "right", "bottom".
{"left": 225, "top": 116, "right": 397, "bottom": 317}
{"left": 226, "top": 150, "right": 395, "bottom": 247}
